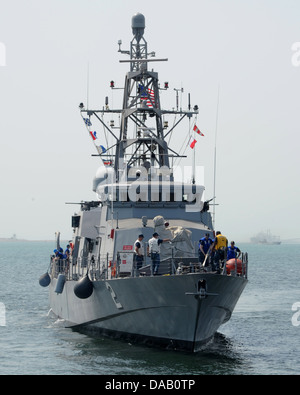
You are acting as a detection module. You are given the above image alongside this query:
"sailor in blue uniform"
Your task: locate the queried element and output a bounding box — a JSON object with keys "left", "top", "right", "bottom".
{"left": 53, "top": 248, "right": 65, "bottom": 273}
{"left": 198, "top": 233, "right": 213, "bottom": 266}
{"left": 227, "top": 241, "right": 241, "bottom": 260}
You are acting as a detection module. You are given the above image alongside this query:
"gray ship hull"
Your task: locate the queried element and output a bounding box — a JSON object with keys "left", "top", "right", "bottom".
{"left": 49, "top": 273, "right": 247, "bottom": 352}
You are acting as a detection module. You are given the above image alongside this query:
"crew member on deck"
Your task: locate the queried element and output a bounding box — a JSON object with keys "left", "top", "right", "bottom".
{"left": 133, "top": 234, "right": 145, "bottom": 271}
{"left": 227, "top": 241, "right": 241, "bottom": 260}
{"left": 147, "top": 233, "right": 170, "bottom": 275}
{"left": 65, "top": 244, "right": 71, "bottom": 259}
{"left": 54, "top": 248, "right": 65, "bottom": 273}
{"left": 198, "top": 233, "right": 213, "bottom": 266}
{"left": 212, "top": 231, "right": 228, "bottom": 271}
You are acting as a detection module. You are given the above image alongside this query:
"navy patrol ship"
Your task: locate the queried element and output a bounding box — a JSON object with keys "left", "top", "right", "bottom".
{"left": 39, "top": 13, "right": 248, "bottom": 352}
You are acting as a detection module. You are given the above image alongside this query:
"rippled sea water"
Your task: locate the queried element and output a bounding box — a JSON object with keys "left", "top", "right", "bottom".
{"left": 0, "top": 241, "right": 300, "bottom": 375}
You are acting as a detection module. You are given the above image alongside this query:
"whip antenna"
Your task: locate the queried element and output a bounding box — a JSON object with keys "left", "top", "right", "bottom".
{"left": 213, "top": 85, "right": 220, "bottom": 229}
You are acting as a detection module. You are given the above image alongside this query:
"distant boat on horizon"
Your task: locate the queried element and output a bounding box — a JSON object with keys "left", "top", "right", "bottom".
{"left": 0, "top": 234, "right": 24, "bottom": 242}
{"left": 250, "top": 230, "right": 281, "bottom": 245}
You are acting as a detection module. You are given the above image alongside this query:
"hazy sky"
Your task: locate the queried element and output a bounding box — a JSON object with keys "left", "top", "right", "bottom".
{"left": 0, "top": 0, "right": 299, "bottom": 241}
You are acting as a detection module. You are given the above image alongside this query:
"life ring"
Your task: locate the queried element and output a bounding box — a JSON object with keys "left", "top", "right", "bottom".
{"left": 226, "top": 259, "right": 243, "bottom": 275}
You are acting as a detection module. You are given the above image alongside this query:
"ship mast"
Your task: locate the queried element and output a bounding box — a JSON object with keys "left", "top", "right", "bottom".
{"left": 81, "top": 13, "right": 199, "bottom": 183}
{"left": 115, "top": 12, "right": 169, "bottom": 178}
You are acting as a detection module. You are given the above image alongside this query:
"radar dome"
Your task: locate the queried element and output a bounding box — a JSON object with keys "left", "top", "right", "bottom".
{"left": 132, "top": 13, "right": 145, "bottom": 37}
{"left": 132, "top": 13, "right": 145, "bottom": 28}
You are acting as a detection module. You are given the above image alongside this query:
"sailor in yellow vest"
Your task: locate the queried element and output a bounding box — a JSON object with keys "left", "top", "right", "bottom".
{"left": 212, "top": 231, "right": 228, "bottom": 271}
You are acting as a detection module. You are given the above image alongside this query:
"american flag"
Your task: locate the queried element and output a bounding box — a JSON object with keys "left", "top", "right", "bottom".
{"left": 139, "top": 84, "right": 155, "bottom": 107}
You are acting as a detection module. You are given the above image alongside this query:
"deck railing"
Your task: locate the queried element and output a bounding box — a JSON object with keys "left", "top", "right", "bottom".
{"left": 50, "top": 252, "right": 248, "bottom": 281}
{"left": 49, "top": 250, "right": 248, "bottom": 281}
